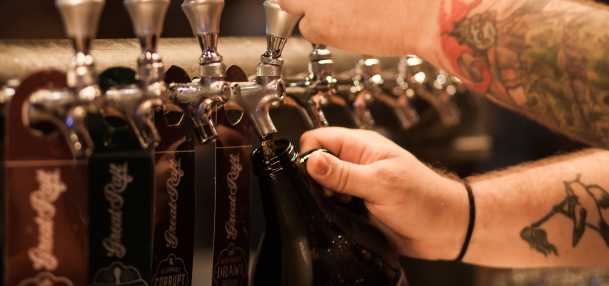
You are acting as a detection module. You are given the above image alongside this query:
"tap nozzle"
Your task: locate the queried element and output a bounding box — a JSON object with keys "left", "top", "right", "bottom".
{"left": 103, "top": 85, "right": 163, "bottom": 150}
{"left": 167, "top": 81, "right": 230, "bottom": 143}
{"left": 230, "top": 80, "right": 285, "bottom": 140}
{"left": 56, "top": 0, "right": 104, "bottom": 102}
{"left": 182, "top": 0, "right": 226, "bottom": 79}
{"left": 25, "top": 89, "right": 94, "bottom": 158}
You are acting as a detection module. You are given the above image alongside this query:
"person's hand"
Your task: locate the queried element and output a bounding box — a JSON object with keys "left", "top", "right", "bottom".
{"left": 300, "top": 127, "right": 468, "bottom": 260}
{"left": 277, "top": 0, "right": 441, "bottom": 57}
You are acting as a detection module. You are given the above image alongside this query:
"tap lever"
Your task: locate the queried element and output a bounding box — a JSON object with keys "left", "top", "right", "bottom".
{"left": 56, "top": 0, "right": 104, "bottom": 54}
{"left": 125, "top": 0, "right": 169, "bottom": 90}
{"left": 56, "top": 0, "right": 104, "bottom": 99}
{"left": 261, "top": 0, "right": 301, "bottom": 63}
{"left": 182, "top": 0, "right": 226, "bottom": 78}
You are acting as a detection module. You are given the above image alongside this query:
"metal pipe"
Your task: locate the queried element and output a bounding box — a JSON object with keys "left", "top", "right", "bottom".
{"left": 0, "top": 37, "right": 399, "bottom": 81}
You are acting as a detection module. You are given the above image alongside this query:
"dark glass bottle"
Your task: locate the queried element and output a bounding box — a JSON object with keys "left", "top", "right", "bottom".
{"left": 252, "top": 138, "right": 408, "bottom": 286}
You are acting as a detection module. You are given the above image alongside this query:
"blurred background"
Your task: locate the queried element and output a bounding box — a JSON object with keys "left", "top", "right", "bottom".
{"left": 1, "top": 0, "right": 606, "bottom": 285}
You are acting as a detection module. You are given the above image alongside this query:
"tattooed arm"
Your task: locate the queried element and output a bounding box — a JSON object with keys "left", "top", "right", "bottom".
{"left": 280, "top": 0, "right": 609, "bottom": 147}
{"left": 300, "top": 127, "right": 609, "bottom": 267}
{"left": 436, "top": 0, "right": 609, "bottom": 148}
{"left": 464, "top": 149, "right": 609, "bottom": 267}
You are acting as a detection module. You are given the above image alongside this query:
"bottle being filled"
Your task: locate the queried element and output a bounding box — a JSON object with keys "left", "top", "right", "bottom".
{"left": 251, "top": 138, "right": 409, "bottom": 286}
{"left": 226, "top": 1, "right": 410, "bottom": 285}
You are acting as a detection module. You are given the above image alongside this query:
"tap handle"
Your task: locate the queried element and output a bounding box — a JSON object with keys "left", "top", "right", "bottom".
{"left": 264, "top": 0, "right": 301, "bottom": 40}
{"left": 263, "top": 0, "right": 301, "bottom": 59}
{"left": 125, "top": 0, "right": 169, "bottom": 92}
{"left": 182, "top": 0, "right": 224, "bottom": 36}
{"left": 56, "top": 0, "right": 104, "bottom": 94}
{"left": 182, "top": 0, "right": 226, "bottom": 75}
{"left": 124, "top": 0, "right": 170, "bottom": 52}
{"left": 56, "top": 0, "right": 105, "bottom": 54}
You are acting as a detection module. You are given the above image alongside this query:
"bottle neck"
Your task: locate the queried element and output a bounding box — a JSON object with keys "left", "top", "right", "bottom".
{"left": 252, "top": 138, "right": 298, "bottom": 177}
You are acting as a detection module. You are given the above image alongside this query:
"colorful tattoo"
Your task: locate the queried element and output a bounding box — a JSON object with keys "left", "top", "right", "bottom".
{"left": 440, "top": 0, "right": 609, "bottom": 147}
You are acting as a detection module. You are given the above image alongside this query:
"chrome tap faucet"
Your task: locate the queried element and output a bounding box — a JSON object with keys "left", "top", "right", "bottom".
{"left": 96, "top": 0, "right": 170, "bottom": 150}
{"left": 351, "top": 56, "right": 420, "bottom": 130}
{"left": 284, "top": 43, "right": 355, "bottom": 129}
{"left": 165, "top": 0, "right": 232, "bottom": 144}
{"left": 228, "top": 0, "right": 299, "bottom": 140}
{"left": 23, "top": 0, "right": 104, "bottom": 158}
{"left": 397, "top": 55, "right": 461, "bottom": 127}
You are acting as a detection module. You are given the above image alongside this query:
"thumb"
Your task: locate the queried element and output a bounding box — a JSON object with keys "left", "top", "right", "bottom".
{"left": 306, "top": 151, "right": 373, "bottom": 200}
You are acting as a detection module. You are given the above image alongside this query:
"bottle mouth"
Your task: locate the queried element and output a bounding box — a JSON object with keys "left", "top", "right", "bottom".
{"left": 252, "top": 138, "right": 298, "bottom": 176}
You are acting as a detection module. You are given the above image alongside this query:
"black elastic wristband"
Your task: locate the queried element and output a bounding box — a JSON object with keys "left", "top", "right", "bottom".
{"left": 454, "top": 179, "right": 476, "bottom": 262}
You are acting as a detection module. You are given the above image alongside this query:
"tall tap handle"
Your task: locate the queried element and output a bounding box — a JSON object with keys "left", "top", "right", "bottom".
{"left": 182, "top": 0, "right": 224, "bottom": 36}
{"left": 125, "top": 0, "right": 169, "bottom": 92}
{"left": 263, "top": 0, "right": 301, "bottom": 59}
{"left": 56, "top": 0, "right": 103, "bottom": 101}
{"left": 264, "top": 0, "right": 300, "bottom": 40}
{"left": 182, "top": 0, "right": 226, "bottom": 75}
{"left": 56, "top": 0, "right": 105, "bottom": 53}
{"left": 124, "top": 0, "right": 170, "bottom": 50}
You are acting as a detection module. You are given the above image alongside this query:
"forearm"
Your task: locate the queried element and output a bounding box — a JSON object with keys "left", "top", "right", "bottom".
{"left": 462, "top": 149, "right": 609, "bottom": 267}
{"left": 419, "top": 0, "right": 609, "bottom": 148}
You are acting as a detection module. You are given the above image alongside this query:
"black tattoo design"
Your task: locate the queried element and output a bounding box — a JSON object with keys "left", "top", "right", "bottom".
{"left": 521, "top": 174, "right": 609, "bottom": 256}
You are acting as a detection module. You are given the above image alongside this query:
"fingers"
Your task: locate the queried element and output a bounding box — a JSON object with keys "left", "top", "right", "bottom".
{"left": 277, "top": 0, "right": 305, "bottom": 16}
{"left": 306, "top": 151, "right": 377, "bottom": 201}
{"left": 300, "top": 127, "right": 392, "bottom": 164}
{"left": 298, "top": 17, "right": 324, "bottom": 45}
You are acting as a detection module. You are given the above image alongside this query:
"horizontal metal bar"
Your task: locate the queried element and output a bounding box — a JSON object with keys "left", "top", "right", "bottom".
{"left": 0, "top": 37, "right": 399, "bottom": 82}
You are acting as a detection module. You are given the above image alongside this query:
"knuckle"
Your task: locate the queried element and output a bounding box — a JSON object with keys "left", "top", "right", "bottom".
{"left": 362, "top": 129, "right": 380, "bottom": 138}
{"left": 335, "top": 161, "right": 352, "bottom": 193}
{"left": 299, "top": 19, "right": 323, "bottom": 44}
{"left": 374, "top": 167, "right": 397, "bottom": 184}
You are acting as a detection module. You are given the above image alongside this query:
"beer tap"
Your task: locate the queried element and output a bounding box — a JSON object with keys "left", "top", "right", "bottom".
{"left": 24, "top": 0, "right": 104, "bottom": 158}
{"left": 351, "top": 56, "right": 420, "bottom": 130}
{"left": 97, "top": 0, "right": 170, "bottom": 150}
{"left": 397, "top": 55, "right": 461, "bottom": 127}
{"left": 284, "top": 43, "right": 360, "bottom": 128}
{"left": 165, "top": 0, "right": 232, "bottom": 144}
{"left": 228, "top": 0, "right": 300, "bottom": 140}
